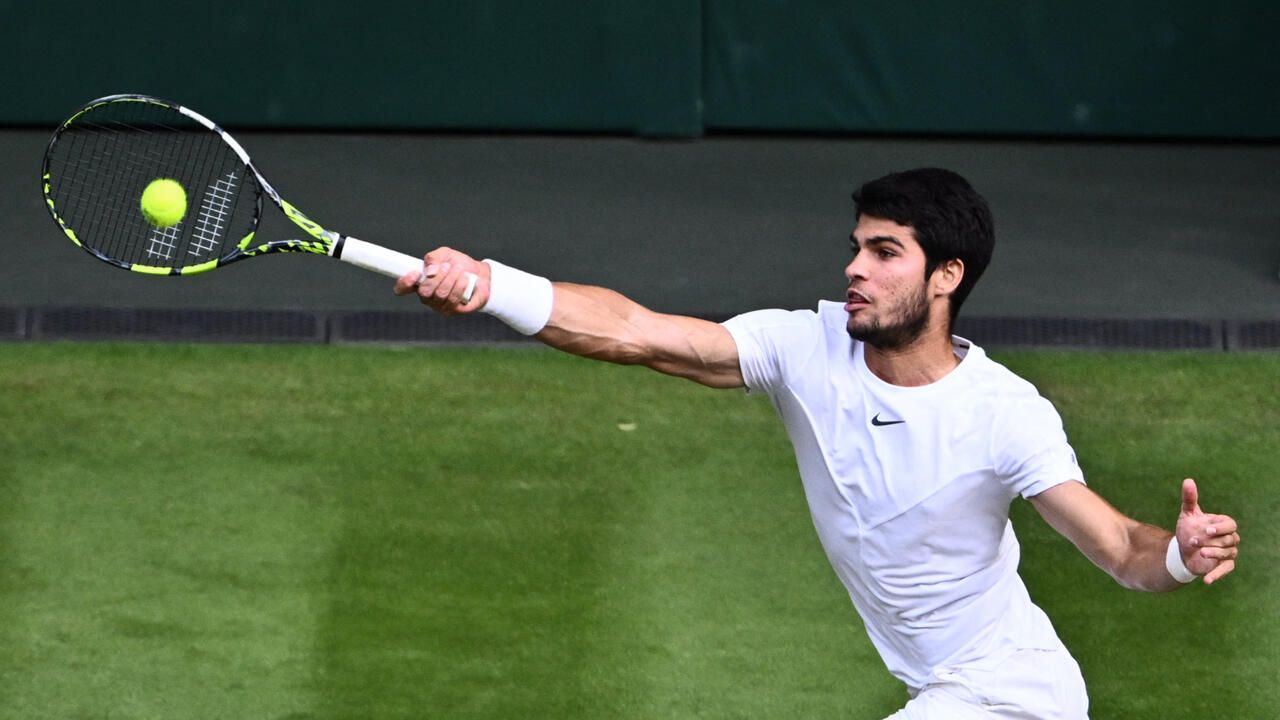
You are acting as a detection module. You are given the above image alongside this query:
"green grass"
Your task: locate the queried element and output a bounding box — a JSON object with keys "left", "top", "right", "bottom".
{"left": 0, "top": 343, "right": 1275, "bottom": 719}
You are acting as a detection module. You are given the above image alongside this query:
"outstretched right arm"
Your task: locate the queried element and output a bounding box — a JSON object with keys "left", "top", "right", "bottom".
{"left": 393, "top": 247, "right": 744, "bottom": 390}
{"left": 538, "top": 283, "right": 744, "bottom": 388}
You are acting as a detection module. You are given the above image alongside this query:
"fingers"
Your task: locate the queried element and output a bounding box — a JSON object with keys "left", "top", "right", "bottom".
{"left": 393, "top": 268, "right": 421, "bottom": 296}
{"left": 430, "top": 263, "right": 468, "bottom": 303}
{"left": 1198, "top": 546, "right": 1238, "bottom": 562}
{"left": 1203, "top": 515, "right": 1238, "bottom": 537}
{"left": 1183, "top": 514, "right": 1239, "bottom": 549}
{"left": 414, "top": 260, "right": 449, "bottom": 305}
{"left": 1180, "top": 477, "right": 1200, "bottom": 515}
{"left": 415, "top": 261, "right": 474, "bottom": 314}
{"left": 1185, "top": 540, "right": 1239, "bottom": 583}
{"left": 1198, "top": 531, "right": 1240, "bottom": 551}
{"left": 439, "top": 266, "right": 476, "bottom": 305}
{"left": 1184, "top": 518, "right": 1240, "bottom": 585}
{"left": 1202, "top": 559, "right": 1235, "bottom": 585}
{"left": 1187, "top": 531, "right": 1238, "bottom": 548}
{"left": 393, "top": 247, "right": 489, "bottom": 314}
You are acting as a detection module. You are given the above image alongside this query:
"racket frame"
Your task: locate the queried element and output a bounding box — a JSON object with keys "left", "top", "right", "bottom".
{"left": 43, "top": 94, "right": 439, "bottom": 287}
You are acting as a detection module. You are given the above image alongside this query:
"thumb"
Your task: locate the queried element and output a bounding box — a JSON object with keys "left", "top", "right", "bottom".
{"left": 1180, "top": 478, "right": 1200, "bottom": 515}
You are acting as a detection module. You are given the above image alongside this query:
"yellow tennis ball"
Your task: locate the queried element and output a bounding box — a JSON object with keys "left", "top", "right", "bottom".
{"left": 139, "top": 178, "right": 187, "bottom": 228}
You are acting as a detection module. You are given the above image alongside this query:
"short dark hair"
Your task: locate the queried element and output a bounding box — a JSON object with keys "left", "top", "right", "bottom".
{"left": 852, "top": 168, "right": 995, "bottom": 323}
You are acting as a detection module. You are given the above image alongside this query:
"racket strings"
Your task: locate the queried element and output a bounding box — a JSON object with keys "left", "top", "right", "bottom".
{"left": 190, "top": 169, "right": 241, "bottom": 256}
{"left": 44, "top": 99, "right": 259, "bottom": 271}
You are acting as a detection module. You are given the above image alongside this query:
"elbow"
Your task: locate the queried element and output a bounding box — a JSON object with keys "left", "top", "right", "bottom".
{"left": 1091, "top": 548, "right": 1132, "bottom": 589}
{"left": 1083, "top": 523, "right": 1142, "bottom": 589}
{"left": 1108, "top": 563, "right": 1147, "bottom": 592}
{"left": 1104, "top": 523, "right": 1169, "bottom": 593}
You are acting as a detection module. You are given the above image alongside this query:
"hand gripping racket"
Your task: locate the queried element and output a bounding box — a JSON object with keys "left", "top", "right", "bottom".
{"left": 41, "top": 93, "right": 475, "bottom": 300}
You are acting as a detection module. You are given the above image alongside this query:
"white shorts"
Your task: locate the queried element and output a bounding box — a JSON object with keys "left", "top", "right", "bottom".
{"left": 884, "top": 647, "right": 1089, "bottom": 719}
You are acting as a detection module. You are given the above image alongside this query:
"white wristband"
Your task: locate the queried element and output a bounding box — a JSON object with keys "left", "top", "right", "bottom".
{"left": 480, "top": 260, "right": 554, "bottom": 336}
{"left": 1165, "top": 537, "right": 1197, "bottom": 584}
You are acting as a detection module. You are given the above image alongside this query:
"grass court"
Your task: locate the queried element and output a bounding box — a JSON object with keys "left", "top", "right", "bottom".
{"left": 0, "top": 343, "right": 1275, "bottom": 718}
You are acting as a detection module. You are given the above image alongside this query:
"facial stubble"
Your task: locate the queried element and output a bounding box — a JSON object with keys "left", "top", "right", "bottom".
{"left": 846, "top": 283, "right": 932, "bottom": 351}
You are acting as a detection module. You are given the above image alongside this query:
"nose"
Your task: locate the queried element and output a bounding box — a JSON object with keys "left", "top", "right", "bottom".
{"left": 845, "top": 252, "right": 869, "bottom": 283}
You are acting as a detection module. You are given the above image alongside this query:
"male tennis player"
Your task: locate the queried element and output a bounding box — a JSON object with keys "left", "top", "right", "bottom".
{"left": 395, "top": 168, "right": 1240, "bottom": 718}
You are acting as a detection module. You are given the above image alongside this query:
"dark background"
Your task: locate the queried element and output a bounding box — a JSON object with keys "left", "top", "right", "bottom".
{"left": 2, "top": 1, "right": 1276, "bottom": 326}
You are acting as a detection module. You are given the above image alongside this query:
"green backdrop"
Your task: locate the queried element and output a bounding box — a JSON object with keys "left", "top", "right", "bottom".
{"left": 5, "top": 1, "right": 1276, "bottom": 137}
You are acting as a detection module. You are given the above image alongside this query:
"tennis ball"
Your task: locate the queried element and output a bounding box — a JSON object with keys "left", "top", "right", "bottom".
{"left": 140, "top": 178, "right": 187, "bottom": 228}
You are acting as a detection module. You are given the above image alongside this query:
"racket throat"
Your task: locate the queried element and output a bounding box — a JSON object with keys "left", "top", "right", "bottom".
{"left": 329, "top": 234, "right": 348, "bottom": 259}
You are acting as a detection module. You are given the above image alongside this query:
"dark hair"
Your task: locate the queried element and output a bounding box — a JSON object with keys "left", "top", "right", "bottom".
{"left": 851, "top": 168, "right": 994, "bottom": 323}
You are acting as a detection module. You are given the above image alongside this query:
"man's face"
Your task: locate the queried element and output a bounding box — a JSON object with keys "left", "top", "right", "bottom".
{"left": 844, "top": 215, "right": 935, "bottom": 350}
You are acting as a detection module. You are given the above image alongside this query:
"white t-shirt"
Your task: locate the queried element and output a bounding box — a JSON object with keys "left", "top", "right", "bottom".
{"left": 722, "top": 301, "right": 1084, "bottom": 691}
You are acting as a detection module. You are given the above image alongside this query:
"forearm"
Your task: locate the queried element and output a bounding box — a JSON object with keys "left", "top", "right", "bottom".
{"left": 1031, "top": 482, "right": 1200, "bottom": 593}
{"left": 478, "top": 259, "right": 657, "bottom": 363}
{"left": 537, "top": 283, "right": 658, "bottom": 364}
{"left": 537, "top": 283, "right": 741, "bottom": 386}
{"left": 472, "top": 259, "right": 741, "bottom": 388}
{"left": 1107, "top": 521, "right": 1186, "bottom": 593}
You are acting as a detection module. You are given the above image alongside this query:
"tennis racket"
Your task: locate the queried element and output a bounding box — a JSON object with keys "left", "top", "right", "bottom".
{"left": 42, "top": 93, "right": 475, "bottom": 300}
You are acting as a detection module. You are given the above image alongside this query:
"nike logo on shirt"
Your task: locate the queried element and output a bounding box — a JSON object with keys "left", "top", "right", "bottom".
{"left": 871, "top": 413, "right": 906, "bottom": 427}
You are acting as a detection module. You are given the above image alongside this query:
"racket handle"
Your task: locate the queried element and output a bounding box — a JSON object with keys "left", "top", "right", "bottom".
{"left": 336, "top": 236, "right": 421, "bottom": 277}
{"left": 337, "top": 237, "right": 476, "bottom": 302}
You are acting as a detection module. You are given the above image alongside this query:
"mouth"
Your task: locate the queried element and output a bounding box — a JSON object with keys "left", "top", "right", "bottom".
{"left": 845, "top": 289, "right": 871, "bottom": 312}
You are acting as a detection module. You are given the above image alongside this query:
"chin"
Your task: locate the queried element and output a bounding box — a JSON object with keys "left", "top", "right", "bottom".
{"left": 846, "top": 316, "right": 873, "bottom": 339}
{"left": 847, "top": 312, "right": 931, "bottom": 350}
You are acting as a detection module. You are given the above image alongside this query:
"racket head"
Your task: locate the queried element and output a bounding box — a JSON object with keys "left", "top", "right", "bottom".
{"left": 42, "top": 94, "right": 265, "bottom": 276}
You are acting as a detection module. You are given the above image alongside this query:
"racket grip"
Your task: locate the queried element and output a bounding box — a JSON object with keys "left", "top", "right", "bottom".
{"left": 338, "top": 237, "right": 476, "bottom": 302}
{"left": 336, "top": 236, "right": 422, "bottom": 278}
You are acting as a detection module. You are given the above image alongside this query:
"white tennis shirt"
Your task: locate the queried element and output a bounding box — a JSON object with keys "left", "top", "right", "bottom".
{"left": 723, "top": 302, "right": 1083, "bottom": 690}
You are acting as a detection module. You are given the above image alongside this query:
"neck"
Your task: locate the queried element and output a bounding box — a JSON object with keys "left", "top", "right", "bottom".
{"left": 862, "top": 322, "right": 959, "bottom": 387}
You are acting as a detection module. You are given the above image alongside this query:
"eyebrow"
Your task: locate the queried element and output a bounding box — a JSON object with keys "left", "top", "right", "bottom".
{"left": 850, "top": 234, "right": 906, "bottom": 250}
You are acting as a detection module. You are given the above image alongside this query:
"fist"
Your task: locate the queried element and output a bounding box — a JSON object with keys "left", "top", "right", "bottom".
{"left": 394, "top": 246, "right": 491, "bottom": 315}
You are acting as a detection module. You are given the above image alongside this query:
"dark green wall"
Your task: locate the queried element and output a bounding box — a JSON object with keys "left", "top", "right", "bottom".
{"left": 703, "top": 1, "right": 1280, "bottom": 137}
{"left": 6, "top": 1, "right": 1276, "bottom": 138}
{"left": 8, "top": 1, "right": 703, "bottom": 135}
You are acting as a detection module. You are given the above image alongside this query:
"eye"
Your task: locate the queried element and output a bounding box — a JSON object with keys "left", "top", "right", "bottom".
{"left": 877, "top": 248, "right": 896, "bottom": 259}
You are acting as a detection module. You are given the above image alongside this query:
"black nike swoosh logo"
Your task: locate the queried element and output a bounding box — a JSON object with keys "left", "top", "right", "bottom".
{"left": 871, "top": 413, "right": 905, "bottom": 427}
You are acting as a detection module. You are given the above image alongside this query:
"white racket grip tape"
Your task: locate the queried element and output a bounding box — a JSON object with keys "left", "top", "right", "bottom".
{"left": 336, "top": 236, "right": 418, "bottom": 277}
{"left": 338, "top": 237, "right": 476, "bottom": 303}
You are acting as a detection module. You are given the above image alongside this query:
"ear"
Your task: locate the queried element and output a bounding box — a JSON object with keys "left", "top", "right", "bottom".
{"left": 930, "top": 258, "right": 965, "bottom": 298}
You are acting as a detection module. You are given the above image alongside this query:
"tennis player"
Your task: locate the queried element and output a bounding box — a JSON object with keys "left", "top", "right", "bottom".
{"left": 396, "top": 168, "right": 1240, "bottom": 719}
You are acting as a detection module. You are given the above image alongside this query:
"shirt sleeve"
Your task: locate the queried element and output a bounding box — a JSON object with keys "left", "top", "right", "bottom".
{"left": 993, "top": 394, "right": 1085, "bottom": 499}
{"left": 721, "top": 309, "right": 820, "bottom": 395}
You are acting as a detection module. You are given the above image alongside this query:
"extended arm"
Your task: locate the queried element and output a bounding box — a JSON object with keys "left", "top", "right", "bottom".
{"left": 393, "top": 247, "right": 744, "bottom": 389}
{"left": 1029, "top": 478, "right": 1239, "bottom": 592}
{"left": 537, "top": 283, "right": 744, "bottom": 388}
